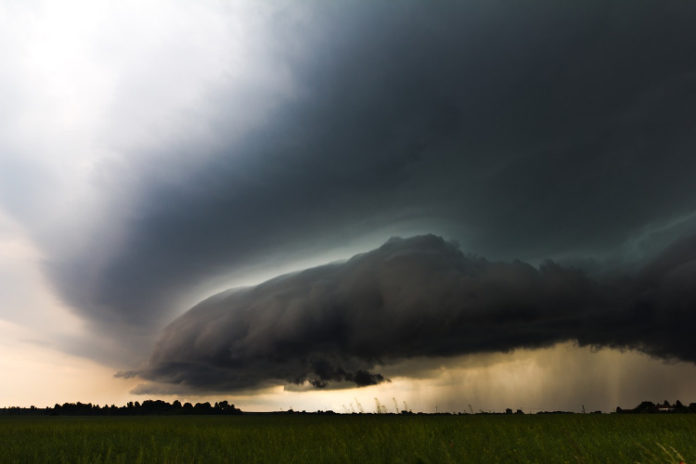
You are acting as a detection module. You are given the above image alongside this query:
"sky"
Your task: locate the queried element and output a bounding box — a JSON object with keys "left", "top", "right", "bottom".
{"left": 2, "top": 0, "right": 696, "bottom": 412}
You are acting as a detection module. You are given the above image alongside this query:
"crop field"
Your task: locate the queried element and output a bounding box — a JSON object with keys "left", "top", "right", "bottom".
{"left": 1, "top": 414, "right": 695, "bottom": 463}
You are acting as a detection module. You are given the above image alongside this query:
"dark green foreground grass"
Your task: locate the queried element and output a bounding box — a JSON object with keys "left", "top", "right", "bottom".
{"left": 1, "top": 414, "right": 694, "bottom": 463}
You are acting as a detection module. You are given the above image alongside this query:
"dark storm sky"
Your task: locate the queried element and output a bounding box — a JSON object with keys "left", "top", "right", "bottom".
{"left": 8, "top": 1, "right": 695, "bottom": 390}
{"left": 50, "top": 1, "right": 696, "bottom": 330}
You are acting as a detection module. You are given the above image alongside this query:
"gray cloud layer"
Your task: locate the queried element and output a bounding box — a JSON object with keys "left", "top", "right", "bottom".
{"left": 43, "top": 0, "right": 696, "bottom": 342}
{"left": 134, "top": 233, "right": 696, "bottom": 391}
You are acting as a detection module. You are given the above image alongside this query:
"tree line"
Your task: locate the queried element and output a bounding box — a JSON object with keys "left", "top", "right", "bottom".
{"left": 0, "top": 400, "right": 242, "bottom": 416}
{"left": 615, "top": 400, "right": 696, "bottom": 414}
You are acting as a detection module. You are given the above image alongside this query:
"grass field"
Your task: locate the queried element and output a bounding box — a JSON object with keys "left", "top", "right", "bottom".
{"left": 1, "top": 414, "right": 694, "bottom": 463}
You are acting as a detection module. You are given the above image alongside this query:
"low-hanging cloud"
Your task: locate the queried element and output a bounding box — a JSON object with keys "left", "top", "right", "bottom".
{"left": 134, "top": 233, "right": 696, "bottom": 391}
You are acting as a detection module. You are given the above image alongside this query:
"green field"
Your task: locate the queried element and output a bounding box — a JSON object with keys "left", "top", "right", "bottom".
{"left": 1, "top": 414, "right": 694, "bottom": 463}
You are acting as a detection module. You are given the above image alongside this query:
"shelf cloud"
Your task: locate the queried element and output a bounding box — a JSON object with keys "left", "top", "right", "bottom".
{"left": 132, "top": 233, "right": 696, "bottom": 391}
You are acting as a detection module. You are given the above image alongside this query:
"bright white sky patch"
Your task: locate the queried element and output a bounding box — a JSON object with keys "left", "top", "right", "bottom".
{"left": 0, "top": 0, "right": 295, "bottom": 236}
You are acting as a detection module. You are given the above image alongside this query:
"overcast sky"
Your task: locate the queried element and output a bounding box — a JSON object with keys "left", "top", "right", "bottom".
{"left": 2, "top": 0, "right": 696, "bottom": 412}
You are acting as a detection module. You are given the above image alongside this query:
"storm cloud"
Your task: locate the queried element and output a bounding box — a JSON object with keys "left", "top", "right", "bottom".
{"left": 5, "top": 0, "right": 696, "bottom": 411}
{"left": 42, "top": 0, "right": 696, "bottom": 344}
{"left": 134, "top": 233, "right": 696, "bottom": 391}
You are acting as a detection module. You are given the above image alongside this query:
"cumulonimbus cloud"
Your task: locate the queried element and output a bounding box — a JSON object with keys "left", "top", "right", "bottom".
{"left": 131, "top": 233, "right": 696, "bottom": 391}
{"left": 46, "top": 0, "right": 696, "bottom": 347}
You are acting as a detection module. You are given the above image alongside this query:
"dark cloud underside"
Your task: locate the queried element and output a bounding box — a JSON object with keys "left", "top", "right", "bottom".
{"left": 48, "top": 1, "right": 696, "bottom": 341}
{"left": 135, "top": 233, "right": 696, "bottom": 391}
